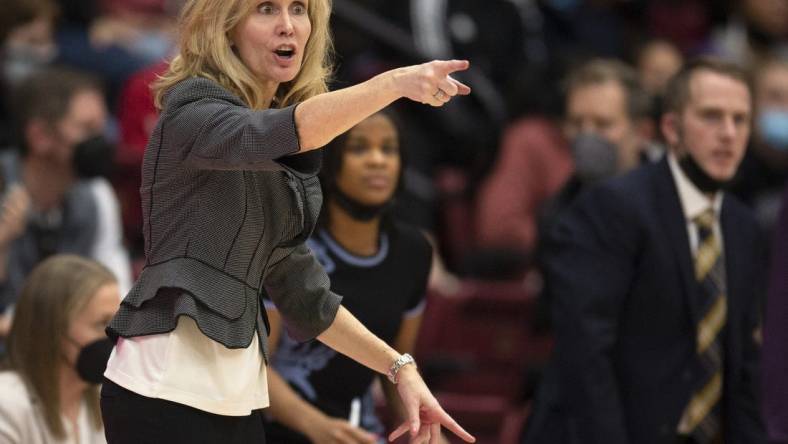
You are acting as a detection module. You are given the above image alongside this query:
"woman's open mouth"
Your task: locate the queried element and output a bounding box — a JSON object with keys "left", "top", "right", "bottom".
{"left": 273, "top": 45, "right": 296, "bottom": 60}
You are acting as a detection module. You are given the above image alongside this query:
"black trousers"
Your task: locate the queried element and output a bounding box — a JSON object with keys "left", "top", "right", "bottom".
{"left": 101, "top": 378, "right": 266, "bottom": 444}
{"left": 263, "top": 417, "right": 311, "bottom": 444}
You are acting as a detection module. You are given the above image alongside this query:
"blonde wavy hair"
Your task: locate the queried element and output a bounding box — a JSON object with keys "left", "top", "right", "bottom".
{"left": 154, "top": 0, "right": 334, "bottom": 110}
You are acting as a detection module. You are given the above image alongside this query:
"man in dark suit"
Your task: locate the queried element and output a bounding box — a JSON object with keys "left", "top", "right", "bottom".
{"left": 523, "top": 57, "right": 767, "bottom": 444}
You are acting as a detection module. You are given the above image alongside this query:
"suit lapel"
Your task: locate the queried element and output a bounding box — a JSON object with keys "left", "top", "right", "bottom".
{"left": 652, "top": 159, "right": 702, "bottom": 327}
{"left": 720, "top": 199, "right": 742, "bottom": 332}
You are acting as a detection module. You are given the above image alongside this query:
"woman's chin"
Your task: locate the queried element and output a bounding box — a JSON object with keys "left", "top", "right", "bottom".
{"left": 270, "top": 64, "right": 301, "bottom": 83}
{"left": 255, "top": 68, "right": 300, "bottom": 87}
{"left": 358, "top": 195, "right": 392, "bottom": 207}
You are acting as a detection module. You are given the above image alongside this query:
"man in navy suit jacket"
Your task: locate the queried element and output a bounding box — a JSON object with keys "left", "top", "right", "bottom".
{"left": 524, "top": 57, "right": 767, "bottom": 444}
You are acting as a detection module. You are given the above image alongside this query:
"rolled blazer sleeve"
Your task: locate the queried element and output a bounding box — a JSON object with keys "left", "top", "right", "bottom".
{"left": 163, "top": 78, "right": 302, "bottom": 170}
{"left": 264, "top": 243, "right": 342, "bottom": 342}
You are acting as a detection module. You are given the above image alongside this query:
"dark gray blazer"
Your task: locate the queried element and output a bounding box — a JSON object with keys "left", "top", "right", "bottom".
{"left": 107, "top": 77, "right": 342, "bottom": 361}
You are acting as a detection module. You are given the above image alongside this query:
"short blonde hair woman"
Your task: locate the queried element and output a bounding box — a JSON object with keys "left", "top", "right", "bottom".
{"left": 101, "top": 0, "right": 475, "bottom": 443}
{"left": 0, "top": 255, "right": 119, "bottom": 444}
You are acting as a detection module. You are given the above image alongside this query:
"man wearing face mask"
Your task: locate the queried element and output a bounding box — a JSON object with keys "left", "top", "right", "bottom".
{"left": 476, "top": 58, "right": 651, "bottom": 275}
{"left": 528, "top": 59, "right": 654, "bottom": 331}
{"left": 0, "top": 67, "right": 130, "bottom": 351}
{"left": 729, "top": 56, "right": 788, "bottom": 236}
{"left": 523, "top": 57, "right": 766, "bottom": 444}
{"left": 540, "top": 59, "right": 655, "bottom": 230}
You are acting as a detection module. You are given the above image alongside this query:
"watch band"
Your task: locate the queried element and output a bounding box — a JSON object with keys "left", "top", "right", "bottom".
{"left": 387, "top": 353, "right": 416, "bottom": 384}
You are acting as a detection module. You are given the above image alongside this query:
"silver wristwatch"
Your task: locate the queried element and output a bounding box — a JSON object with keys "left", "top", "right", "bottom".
{"left": 387, "top": 353, "right": 416, "bottom": 384}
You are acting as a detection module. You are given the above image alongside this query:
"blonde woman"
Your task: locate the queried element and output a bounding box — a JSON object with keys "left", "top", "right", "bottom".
{"left": 0, "top": 255, "right": 120, "bottom": 444}
{"left": 100, "top": 0, "right": 474, "bottom": 443}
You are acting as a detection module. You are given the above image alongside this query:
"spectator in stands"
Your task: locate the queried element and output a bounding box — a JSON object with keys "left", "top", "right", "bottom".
{"left": 53, "top": 0, "right": 177, "bottom": 107}
{"left": 637, "top": 39, "right": 684, "bottom": 99}
{"left": 636, "top": 38, "right": 683, "bottom": 122}
{"left": 90, "top": 0, "right": 178, "bottom": 65}
{"left": 527, "top": 60, "right": 655, "bottom": 332}
{"left": 707, "top": 0, "right": 788, "bottom": 65}
{"left": 0, "top": 0, "right": 59, "bottom": 147}
{"left": 763, "top": 183, "right": 788, "bottom": 444}
{"left": 0, "top": 0, "right": 58, "bottom": 85}
{"left": 475, "top": 58, "right": 651, "bottom": 259}
{"left": 730, "top": 56, "right": 788, "bottom": 235}
{"left": 264, "top": 112, "right": 435, "bottom": 444}
{"left": 524, "top": 57, "right": 766, "bottom": 444}
{"left": 0, "top": 67, "right": 130, "bottom": 343}
{"left": 0, "top": 254, "right": 120, "bottom": 444}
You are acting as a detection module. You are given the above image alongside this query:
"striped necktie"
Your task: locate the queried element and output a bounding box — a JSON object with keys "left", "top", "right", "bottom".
{"left": 677, "top": 209, "right": 726, "bottom": 443}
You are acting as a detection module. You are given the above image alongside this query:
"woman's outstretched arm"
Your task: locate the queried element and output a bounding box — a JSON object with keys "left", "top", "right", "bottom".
{"left": 294, "top": 60, "right": 470, "bottom": 152}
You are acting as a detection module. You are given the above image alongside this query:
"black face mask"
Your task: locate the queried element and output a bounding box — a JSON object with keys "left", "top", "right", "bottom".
{"left": 677, "top": 151, "right": 730, "bottom": 194}
{"left": 331, "top": 186, "right": 390, "bottom": 222}
{"left": 68, "top": 337, "right": 114, "bottom": 384}
{"left": 73, "top": 135, "right": 116, "bottom": 179}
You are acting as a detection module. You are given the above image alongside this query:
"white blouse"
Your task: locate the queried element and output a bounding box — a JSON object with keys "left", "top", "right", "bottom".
{"left": 104, "top": 315, "right": 269, "bottom": 416}
{"left": 0, "top": 371, "right": 106, "bottom": 444}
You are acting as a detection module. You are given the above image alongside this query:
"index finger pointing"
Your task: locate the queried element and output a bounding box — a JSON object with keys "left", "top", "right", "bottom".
{"left": 434, "top": 59, "right": 470, "bottom": 75}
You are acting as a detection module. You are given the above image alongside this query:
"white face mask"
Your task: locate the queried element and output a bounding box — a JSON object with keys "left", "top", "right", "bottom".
{"left": 2, "top": 43, "right": 57, "bottom": 85}
{"left": 757, "top": 109, "right": 788, "bottom": 151}
{"left": 126, "top": 32, "right": 175, "bottom": 64}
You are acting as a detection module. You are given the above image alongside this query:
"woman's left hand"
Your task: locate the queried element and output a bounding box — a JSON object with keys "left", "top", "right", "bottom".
{"left": 389, "top": 366, "right": 475, "bottom": 443}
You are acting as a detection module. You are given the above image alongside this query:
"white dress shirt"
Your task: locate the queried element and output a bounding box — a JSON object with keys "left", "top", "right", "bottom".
{"left": 667, "top": 153, "right": 725, "bottom": 256}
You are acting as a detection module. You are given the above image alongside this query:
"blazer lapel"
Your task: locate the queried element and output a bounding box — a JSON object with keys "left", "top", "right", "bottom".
{"left": 652, "top": 159, "right": 702, "bottom": 327}
{"left": 720, "top": 199, "right": 743, "bottom": 331}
